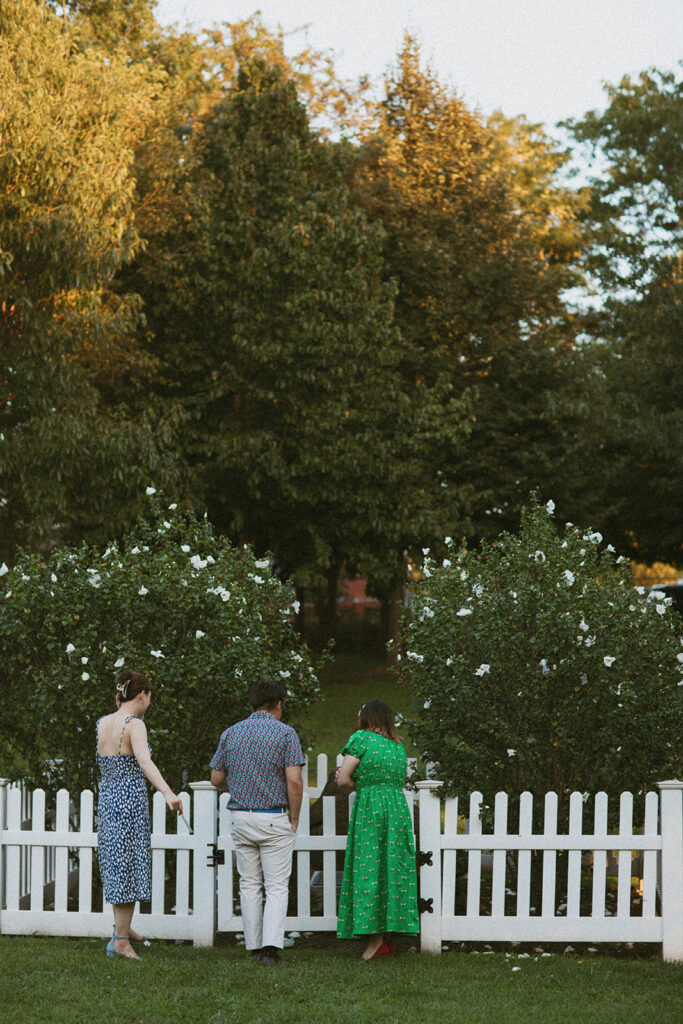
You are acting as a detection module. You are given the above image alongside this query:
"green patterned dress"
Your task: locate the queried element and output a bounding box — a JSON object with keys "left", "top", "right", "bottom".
{"left": 336, "top": 730, "right": 419, "bottom": 938}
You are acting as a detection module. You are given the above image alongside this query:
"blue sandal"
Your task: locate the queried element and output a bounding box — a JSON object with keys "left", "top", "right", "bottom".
{"left": 106, "top": 935, "right": 141, "bottom": 960}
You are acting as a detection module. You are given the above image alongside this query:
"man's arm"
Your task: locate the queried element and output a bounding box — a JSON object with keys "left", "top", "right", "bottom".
{"left": 285, "top": 765, "right": 303, "bottom": 832}
{"left": 210, "top": 769, "right": 227, "bottom": 789}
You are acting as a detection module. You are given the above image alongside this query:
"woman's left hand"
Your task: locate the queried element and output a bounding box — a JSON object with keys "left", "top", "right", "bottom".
{"left": 165, "top": 791, "right": 183, "bottom": 813}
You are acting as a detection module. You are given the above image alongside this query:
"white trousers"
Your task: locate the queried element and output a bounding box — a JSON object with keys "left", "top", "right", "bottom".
{"left": 230, "top": 811, "right": 296, "bottom": 950}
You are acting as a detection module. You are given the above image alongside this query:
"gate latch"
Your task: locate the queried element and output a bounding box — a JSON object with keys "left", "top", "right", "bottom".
{"left": 207, "top": 843, "right": 225, "bottom": 868}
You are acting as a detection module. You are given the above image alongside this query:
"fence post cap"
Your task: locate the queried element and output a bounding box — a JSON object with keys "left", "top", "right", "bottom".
{"left": 188, "top": 780, "right": 217, "bottom": 791}
{"left": 0, "top": 778, "right": 10, "bottom": 787}
{"left": 415, "top": 780, "right": 444, "bottom": 791}
{"left": 656, "top": 779, "right": 683, "bottom": 791}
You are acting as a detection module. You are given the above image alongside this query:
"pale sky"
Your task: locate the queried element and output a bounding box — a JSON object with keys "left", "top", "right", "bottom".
{"left": 154, "top": 0, "right": 682, "bottom": 127}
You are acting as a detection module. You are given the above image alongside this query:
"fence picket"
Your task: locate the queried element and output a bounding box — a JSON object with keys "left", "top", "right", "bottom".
{"left": 175, "top": 793, "right": 191, "bottom": 918}
{"left": 442, "top": 796, "right": 459, "bottom": 917}
{"left": 5, "top": 788, "right": 21, "bottom": 911}
{"left": 516, "top": 792, "right": 533, "bottom": 918}
{"left": 78, "top": 790, "right": 93, "bottom": 914}
{"left": 54, "top": 790, "right": 70, "bottom": 913}
{"left": 567, "top": 792, "right": 583, "bottom": 918}
{"left": 617, "top": 792, "right": 634, "bottom": 918}
{"left": 322, "top": 797, "right": 337, "bottom": 919}
{"left": 592, "top": 792, "right": 608, "bottom": 917}
{"left": 151, "top": 792, "right": 167, "bottom": 916}
{"left": 541, "top": 792, "right": 558, "bottom": 917}
{"left": 404, "top": 789, "right": 415, "bottom": 829}
{"left": 30, "top": 790, "right": 45, "bottom": 912}
{"left": 466, "top": 792, "right": 483, "bottom": 918}
{"left": 641, "top": 791, "right": 658, "bottom": 918}
{"left": 317, "top": 754, "right": 329, "bottom": 794}
{"left": 491, "top": 793, "right": 507, "bottom": 917}
{"left": 296, "top": 796, "right": 311, "bottom": 918}
{"left": 216, "top": 793, "right": 233, "bottom": 930}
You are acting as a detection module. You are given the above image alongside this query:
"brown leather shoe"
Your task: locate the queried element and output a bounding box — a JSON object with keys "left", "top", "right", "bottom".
{"left": 258, "top": 946, "right": 281, "bottom": 965}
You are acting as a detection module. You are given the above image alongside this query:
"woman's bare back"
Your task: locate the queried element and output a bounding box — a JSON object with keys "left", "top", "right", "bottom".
{"left": 97, "top": 712, "right": 142, "bottom": 757}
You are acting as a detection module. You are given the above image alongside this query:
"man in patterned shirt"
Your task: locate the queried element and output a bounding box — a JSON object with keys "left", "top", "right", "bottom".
{"left": 210, "top": 679, "right": 304, "bottom": 965}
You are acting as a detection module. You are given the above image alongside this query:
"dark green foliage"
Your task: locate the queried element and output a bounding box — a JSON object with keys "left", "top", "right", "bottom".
{"left": 567, "top": 67, "right": 683, "bottom": 563}
{"left": 354, "top": 38, "right": 588, "bottom": 546}
{"left": 399, "top": 501, "right": 683, "bottom": 801}
{"left": 0, "top": 499, "right": 319, "bottom": 793}
{"left": 0, "top": 0, "right": 179, "bottom": 559}
{"left": 131, "top": 58, "right": 471, "bottom": 599}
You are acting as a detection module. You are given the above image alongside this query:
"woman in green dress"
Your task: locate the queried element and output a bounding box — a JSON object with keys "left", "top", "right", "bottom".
{"left": 336, "top": 700, "right": 419, "bottom": 959}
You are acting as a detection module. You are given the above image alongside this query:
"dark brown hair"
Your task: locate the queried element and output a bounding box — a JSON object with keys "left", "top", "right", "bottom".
{"left": 248, "top": 679, "right": 286, "bottom": 711}
{"left": 115, "top": 669, "right": 150, "bottom": 703}
{"left": 355, "top": 699, "right": 399, "bottom": 742}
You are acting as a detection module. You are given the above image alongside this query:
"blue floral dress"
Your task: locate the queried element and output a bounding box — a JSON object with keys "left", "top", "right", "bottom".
{"left": 96, "top": 716, "right": 151, "bottom": 904}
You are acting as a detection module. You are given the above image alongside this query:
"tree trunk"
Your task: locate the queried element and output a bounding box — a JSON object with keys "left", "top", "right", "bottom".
{"left": 294, "top": 585, "right": 306, "bottom": 636}
{"left": 317, "top": 560, "right": 342, "bottom": 646}
{"left": 382, "top": 551, "right": 408, "bottom": 664}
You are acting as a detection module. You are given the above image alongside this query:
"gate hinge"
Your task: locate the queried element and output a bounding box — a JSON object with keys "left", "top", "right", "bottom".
{"left": 417, "top": 849, "right": 433, "bottom": 867}
{"left": 207, "top": 843, "right": 225, "bottom": 868}
{"left": 418, "top": 897, "right": 434, "bottom": 915}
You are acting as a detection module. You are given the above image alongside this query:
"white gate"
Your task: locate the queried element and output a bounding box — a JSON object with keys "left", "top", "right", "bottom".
{"left": 0, "top": 780, "right": 217, "bottom": 945}
{"left": 215, "top": 754, "right": 415, "bottom": 934}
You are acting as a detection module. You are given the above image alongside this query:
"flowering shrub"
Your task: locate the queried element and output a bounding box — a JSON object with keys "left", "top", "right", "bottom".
{"left": 0, "top": 498, "right": 320, "bottom": 792}
{"left": 398, "top": 501, "right": 683, "bottom": 802}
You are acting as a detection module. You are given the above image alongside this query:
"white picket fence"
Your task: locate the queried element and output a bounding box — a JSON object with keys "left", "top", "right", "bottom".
{"left": 1, "top": 761, "right": 681, "bottom": 961}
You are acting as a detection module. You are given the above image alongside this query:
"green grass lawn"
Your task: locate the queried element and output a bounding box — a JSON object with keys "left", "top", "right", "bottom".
{"left": 295, "top": 653, "right": 416, "bottom": 779}
{"left": 1, "top": 936, "right": 681, "bottom": 1024}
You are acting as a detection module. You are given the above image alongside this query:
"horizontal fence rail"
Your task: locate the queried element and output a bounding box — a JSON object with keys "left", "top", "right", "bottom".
{"left": 1, "top": 764, "right": 681, "bottom": 961}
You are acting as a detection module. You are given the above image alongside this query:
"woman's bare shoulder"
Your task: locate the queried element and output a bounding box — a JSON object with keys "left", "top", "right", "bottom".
{"left": 97, "top": 712, "right": 118, "bottom": 729}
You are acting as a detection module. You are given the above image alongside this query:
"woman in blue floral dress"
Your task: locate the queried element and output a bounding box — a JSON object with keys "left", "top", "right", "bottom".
{"left": 336, "top": 700, "right": 419, "bottom": 959}
{"left": 97, "top": 670, "right": 182, "bottom": 960}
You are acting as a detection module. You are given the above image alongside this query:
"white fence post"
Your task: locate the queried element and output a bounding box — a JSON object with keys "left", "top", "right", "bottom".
{"left": 0, "top": 779, "right": 8, "bottom": 934}
{"left": 415, "top": 780, "right": 443, "bottom": 954}
{"left": 657, "top": 779, "right": 683, "bottom": 963}
{"left": 189, "top": 781, "right": 217, "bottom": 948}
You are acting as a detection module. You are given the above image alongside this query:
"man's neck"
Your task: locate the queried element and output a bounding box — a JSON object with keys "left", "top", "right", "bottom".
{"left": 252, "top": 706, "right": 281, "bottom": 720}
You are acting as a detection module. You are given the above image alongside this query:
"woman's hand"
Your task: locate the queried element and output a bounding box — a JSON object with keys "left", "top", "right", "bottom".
{"left": 165, "top": 791, "right": 183, "bottom": 813}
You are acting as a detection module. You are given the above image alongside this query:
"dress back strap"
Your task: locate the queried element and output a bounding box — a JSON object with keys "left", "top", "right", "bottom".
{"left": 117, "top": 715, "right": 137, "bottom": 754}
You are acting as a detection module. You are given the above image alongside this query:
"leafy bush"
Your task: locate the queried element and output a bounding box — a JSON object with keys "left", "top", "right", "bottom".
{"left": 0, "top": 496, "right": 320, "bottom": 792}
{"left": 397, "top": 500, "right": 682, "bottom": 802}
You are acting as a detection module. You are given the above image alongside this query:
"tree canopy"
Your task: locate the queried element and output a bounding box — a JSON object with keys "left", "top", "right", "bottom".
{"left": 1, "top": 3, "right": 680, "bottom": 631}
{"left": 567, "top": 68, "right": 683, "bottom": 565}
{"left": 0, "top": 0, "right": 179, "bottom": 559}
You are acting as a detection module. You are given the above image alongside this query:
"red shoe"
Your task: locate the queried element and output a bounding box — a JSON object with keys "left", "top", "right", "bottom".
{"left": 366, "top": 941, "right": 391, "bottom": 960}
{"left": 387, "top": 939, "right": 397, "bottom": 957}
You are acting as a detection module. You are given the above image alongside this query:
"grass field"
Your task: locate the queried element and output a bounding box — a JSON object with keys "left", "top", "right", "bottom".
{"left": 296, "top": 652, "right": 416, "bottom": 770}
{"left": 1, "top": 936, "right": 681, "bottom": 1024}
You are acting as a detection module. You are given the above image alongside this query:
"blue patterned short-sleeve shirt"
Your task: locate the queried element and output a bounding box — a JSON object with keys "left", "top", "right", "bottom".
{"left": 210, "top": 711, "right": 305, "bottom": 810}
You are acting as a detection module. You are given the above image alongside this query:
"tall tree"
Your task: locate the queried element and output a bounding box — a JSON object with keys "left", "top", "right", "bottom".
{"left": 0, "top": 0, "right": 180, "bottom": 559}
{"left": 127, "top": 59, "right": 471, "bottom": 636}
{"left": 353, "top": 38, "right": 588, "bottom": 543}
{"left": 567, "top": 67, "right": 683, "bottom": 564}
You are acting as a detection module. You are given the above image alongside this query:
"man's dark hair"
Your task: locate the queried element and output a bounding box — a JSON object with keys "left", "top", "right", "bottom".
{"left": 248, "top": 679, "right": 286, "bottom": 711}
